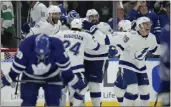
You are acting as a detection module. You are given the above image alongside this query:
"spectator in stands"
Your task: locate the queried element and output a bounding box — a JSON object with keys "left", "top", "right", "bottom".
{"left": 123, "top": 1, "right": 137, "bottom": 16}
{"left": 1, "top": 1, "right": 16, "bottom": 48}
{"left": 159, "top": 1, "right": 170, "bottom": 28}
{"left": 93, "top": 1, "right": 112, "bottom": 22}
{"left": 128, "top": 1, "right": 161, "bottom": 43}
{"left": 108, "top": 2, "right": 126, "bottom": 30}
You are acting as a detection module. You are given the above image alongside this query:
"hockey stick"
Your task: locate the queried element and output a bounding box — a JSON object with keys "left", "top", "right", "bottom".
{"left": 154, "top": 94, "right": 159, "bottom": 106}
{"left": 14, "top": 76, "right": 20, "bottom": 95}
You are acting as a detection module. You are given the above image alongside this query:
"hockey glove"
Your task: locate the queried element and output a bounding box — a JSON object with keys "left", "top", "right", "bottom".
{"left": 68, "top": 75, "right": 88, "bottom": 96}
{"left": 60, "top": 15, "right": 68, "bottom": 25}
{"left": 22, "top": 23, "right": 30, "bottom": 34}
{"left": 82, "top": 20, "right": 96, "bottom": 31}
{"left": 108, "top": 45, "right": 118, "bottom": 57}
{"left": 1, "top": 72, "right": 16, "bottom": 88}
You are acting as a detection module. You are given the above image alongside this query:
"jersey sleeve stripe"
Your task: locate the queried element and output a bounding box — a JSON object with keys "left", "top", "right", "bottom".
{"left": 117, "top": 44, "right": 124, "bottom": 51}
{"left": 58, "top": 63, "right": 71, "bottom": 71}
{"left": 105, "top": 35, "right": 110, "bottom": 45}
{"left": 119, "top": 60, "right": 147, "bottom": 71}
{"left": 149, "top": 46, "right": 157, "bottom": 53}
{"left": 56, "top": 58, "right": 70, "bottom": 67}
{"left": 68, "top": 75, "right": 79, "bottom": 86}
{"left": 13, "top": 60, "right": 26, "bottom": 69}
{"left": 12, "top": 63, "right": 25, "bottom": 71}
{"left": 84, "top": 52, "right": 108, "bottom": 58}
{"left": 11, "top": 65, "right": 23, "bottom": 74}
{"left": 71, "top": 65, "right": 84, "bottom": 70}
{"left": 93, "top": 43, "right": 100, "bottom": 51}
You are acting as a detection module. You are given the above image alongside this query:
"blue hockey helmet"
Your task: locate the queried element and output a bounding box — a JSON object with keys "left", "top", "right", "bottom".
{"left": 35, "top": 34, "right": 50, "bottom": 59}
{"left": 67, "top": 10, "right": 80, "bottom": 23}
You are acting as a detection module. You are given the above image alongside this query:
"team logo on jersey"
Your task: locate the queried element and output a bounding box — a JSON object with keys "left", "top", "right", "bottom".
{"left": 16, "top": 50, "right": 23, "bottom": 59}
{"left": 134, "top": 48, "right": 149, "bottom": 60}
{"left": 3, "top": 5, "right": 7, "bottom": 10}
{"left": 32, "top": 62, "right": 51, "bottom": 75}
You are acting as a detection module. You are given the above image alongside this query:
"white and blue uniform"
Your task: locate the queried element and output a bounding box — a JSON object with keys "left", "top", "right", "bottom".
{"left": 109, "top": 31, "right": 161, "bottom": 105}
{"left": 1, "top": 34, "right": 87, "bottom": 106}
{"left": 56, "top": 30, "right": 100, "bottom": 74}
{"left": 54, "top": 30, "right": 100, "bottom": 105}
{"left": 84, "top": 26, "right": 110, "bottom": 83}
{"left": 26, "top": 20, "right": 61, "bottom": 37}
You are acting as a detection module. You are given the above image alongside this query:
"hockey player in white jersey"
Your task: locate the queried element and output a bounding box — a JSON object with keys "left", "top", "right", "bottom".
{"left": 112, "top": 20, "right": 133, "bottom": 106}
{"left": 25, "top": 5, "right": 62, "bottom": 37}
{"left": 22, "top": 1, "right": 48, "bottom": 34}
{"left": 54, "top": 19, "right": 100, "bottom": 106}
{"left": 83, "top": 10, "right": 111, "bottom": 105}
{"left": 109, "top": 17, "right": 162, "bottom": 106}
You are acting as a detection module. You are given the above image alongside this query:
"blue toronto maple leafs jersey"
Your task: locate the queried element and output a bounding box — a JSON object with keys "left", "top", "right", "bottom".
{"left": 11, "top": 35, "right": 72, "bottom": 83}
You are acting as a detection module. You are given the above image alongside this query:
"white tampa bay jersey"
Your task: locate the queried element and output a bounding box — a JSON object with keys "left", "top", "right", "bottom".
{"left": 84, "top": 29, "right": 110, "bottom": 61}
{"left": 26, "top": 20, "right": 61, "bottom": 37}
{"left": 109, "top": 31, "right": 161, "bottom": 73}
{"left": 54, "top": 30, "right": 100, "bottom": 73}
{"left": 29, "top": 2, "right": 48, "bottom": 23}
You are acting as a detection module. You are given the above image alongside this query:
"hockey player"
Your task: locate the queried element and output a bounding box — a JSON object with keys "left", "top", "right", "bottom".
{"left": 109, "top": 16, "right": 162, "bottom": 106}
{"left": 25, "top": 5, "right": 62, "bottom": 37}
{"left": 1, "top": 34, "right": 87, "bottom": 106}
{"left": 54, "top": 19, "right": 100, "bottom": 106}
{"left": 60, "top": 10, "right": 80, "bottom": 30}
{"left": 112, "top": 20, "right": 132, "bottom": 106}
{"left": 22, "top": 1, "right": 48, "bottom": 34}
{"left": 157, "top": 23, "right": 170, "bottom": 106}
{"left": 83, "top": 9, "right": 110, "bottom": 106}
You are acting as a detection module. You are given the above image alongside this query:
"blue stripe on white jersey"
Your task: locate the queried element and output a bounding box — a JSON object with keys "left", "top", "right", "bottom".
{"left": 119, "top": 60, "right": 147, "bottom": 73}
{"left": 71, "top": 64, "right": 84, "bottom": 73}
{"left": 84, "top": 52, "right": 108, "bottom": 61}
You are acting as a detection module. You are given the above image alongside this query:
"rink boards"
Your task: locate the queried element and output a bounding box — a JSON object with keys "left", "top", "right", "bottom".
{"left": 1, "top": 58, "right": 161, "bottom": 106}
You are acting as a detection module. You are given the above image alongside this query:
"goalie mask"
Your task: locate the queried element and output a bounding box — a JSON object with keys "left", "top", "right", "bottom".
{"left": 48, "top": 5, "right": 61, "bottom": 25}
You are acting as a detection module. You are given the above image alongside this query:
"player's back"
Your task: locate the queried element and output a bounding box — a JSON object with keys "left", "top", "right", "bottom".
{"left": 55, "top": 30, "right": 99, "bottom": 73}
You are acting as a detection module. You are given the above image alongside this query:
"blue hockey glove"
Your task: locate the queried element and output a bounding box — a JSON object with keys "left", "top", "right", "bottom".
{"left": 60, "top": 15, "right": 68, "bottom": 25}
{"left": 22, "top": 23, "right": 30, "bottom": 34}
{"left": 108, "top": 45, "right": 118, "bottom": 57}
{"left": 82, "top": 20, "right": 95, "bottom": 31}
{"left": 1, "top": 72, "right": 16, "bottom": 88}
{"left": 68, "top": 74, "right": 88, "bottom": 95}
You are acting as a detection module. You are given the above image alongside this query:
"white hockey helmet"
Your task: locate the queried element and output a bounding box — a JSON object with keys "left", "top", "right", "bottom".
{"left": 48, "top": 5, "right": 61, "bottom": 15}
{"left": 70, "top": 19, "right": 82, "bottom": 29}
{"left": 86, "top": 9, "right": 99, "bottom": 22}
{"left": 136, "top": 16, "right": 151, "bottom": 31}
{"left": 97, "top": 22, "right": 113, "bottom": 35}
{"left": 118, "top": 20, "right": 132, "bottom": 32}
{"left": 86, "top": 9, "right": 99, "bottom": 17}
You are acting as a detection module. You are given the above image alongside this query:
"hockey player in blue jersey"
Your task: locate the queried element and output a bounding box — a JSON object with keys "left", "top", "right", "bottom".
{"left": 157, "top": 22, "right": 170, "bottom": 106}
{"left": 1, "top": 34, "right": 87, "bottom": 106}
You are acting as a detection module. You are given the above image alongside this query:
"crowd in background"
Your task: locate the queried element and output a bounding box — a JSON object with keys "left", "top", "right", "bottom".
{"left": 1, "top": 1, "right": 170, "bottom": 58}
